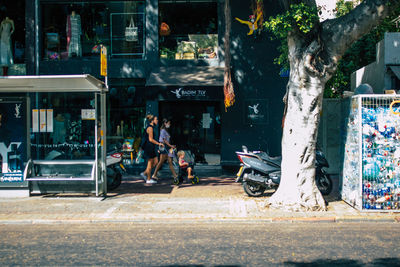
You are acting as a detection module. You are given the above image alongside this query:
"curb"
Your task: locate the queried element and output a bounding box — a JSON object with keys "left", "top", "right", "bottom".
{"left": 0, "top": 216, "right": 399, "bottom": 225}
{"left": 335, "top": 217, "right": 399, "bottom": 223}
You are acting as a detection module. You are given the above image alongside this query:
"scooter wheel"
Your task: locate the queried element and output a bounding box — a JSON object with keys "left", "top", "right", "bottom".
{"left": 107, "top": 173, "right": 122, "bottom": 191}
{"left": 316, "top": 171, "right": 332, "bottom": 196}
{"left": 243, "top": 182, "right": 265, "bottom": 197}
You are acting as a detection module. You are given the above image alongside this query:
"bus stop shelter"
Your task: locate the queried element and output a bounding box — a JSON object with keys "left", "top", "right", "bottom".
{"left": 0, "top": 75, "right": 108, "bottom": 197}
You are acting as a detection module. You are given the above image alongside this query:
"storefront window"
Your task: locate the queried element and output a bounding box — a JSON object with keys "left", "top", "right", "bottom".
{"left": 159, "top": 1, "right": 218, "bottom": 60}
{"left": 41, "top": 1, "right": 145, "bottom": 61}
{"left": 30, "top": 92, "right": 97, "bottom": 161}
{"left": 107, "top": 84, "right": 146, "bottom": 165}
{"left": 0, "top": 0, "right": 26, "bottom": 75}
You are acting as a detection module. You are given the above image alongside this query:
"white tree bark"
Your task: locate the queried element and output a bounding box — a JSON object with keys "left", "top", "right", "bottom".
{"left": 269, "top": 0, "right": 400, "bottom": 211}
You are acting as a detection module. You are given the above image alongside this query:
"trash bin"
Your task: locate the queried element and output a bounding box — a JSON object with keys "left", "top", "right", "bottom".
{"left": 342, "top": 95, "right": 400, "bottom": 211}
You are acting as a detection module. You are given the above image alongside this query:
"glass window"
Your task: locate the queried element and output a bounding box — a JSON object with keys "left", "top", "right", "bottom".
{"left": 0, "top": 0, "right": 26, "bottom": 65}
{"left": 30, "top": 92, "right": 97, "bottom": 160}
{"left": 107, "top": 84, "right": 145, "bottom": 165}
{"left": 159, "top": 1, "right": 218, "bottom": 60}
{"left": 41, "top": 1, "right": 145, "bottom": 61}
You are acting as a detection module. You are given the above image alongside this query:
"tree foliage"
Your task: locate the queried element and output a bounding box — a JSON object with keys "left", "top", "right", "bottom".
{"left": 264, "top": 3, "right": 319, "bottom": 68}
{"left": 264, "top": 0, "right": 400, "bottom": 98}
{"left": 325, "top": 2, "right": 400, "bottom": 98}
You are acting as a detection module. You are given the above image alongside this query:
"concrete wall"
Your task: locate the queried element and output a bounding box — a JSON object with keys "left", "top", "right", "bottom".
{"left": 351, "top": 40, "right": 386, "bottom": 93}
{"left": 384, "top": 32, "right": 400, "bottom": 65}
{"left": 318, "top": 98, "right": 350, "bottom": 175}
{"left": 220, "top": 1, "right": 287, "bottom": 165}
{"left": 351, "top": 33, "right": 400, "bottom": 93}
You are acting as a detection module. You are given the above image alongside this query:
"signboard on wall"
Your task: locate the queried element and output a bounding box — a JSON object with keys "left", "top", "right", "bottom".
{"left": 244, "top": 99, "right": 269, "bottom": 125}
{"left": 155, "top": 86, "right": 224, "bottom": 101}
{"left": 0, "top": 98, "right": 27, "bottom": 184}
{"left": 100, "top": 45, "right": 107, "bottom": 76}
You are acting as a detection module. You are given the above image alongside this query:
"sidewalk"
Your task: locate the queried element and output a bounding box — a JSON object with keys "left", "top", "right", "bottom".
{"left": 0, "top": 173, "right": 399, "bottom": 224}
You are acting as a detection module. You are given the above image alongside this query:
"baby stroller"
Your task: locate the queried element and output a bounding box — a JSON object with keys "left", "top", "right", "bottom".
{"left": 171, "top": 149, "right": 200, "bottom": 185}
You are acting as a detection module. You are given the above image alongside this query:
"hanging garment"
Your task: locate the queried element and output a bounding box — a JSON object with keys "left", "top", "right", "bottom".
{"left": 66, "top": 14, "right": 82, "bottom": 57}
{"left": 0, "top": 20, "right": 14, "bottom": 66}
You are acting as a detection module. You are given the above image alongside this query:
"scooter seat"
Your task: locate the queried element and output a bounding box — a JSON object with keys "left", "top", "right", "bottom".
{"left": 258, "top": 152, "right": 281, "bottom": 166}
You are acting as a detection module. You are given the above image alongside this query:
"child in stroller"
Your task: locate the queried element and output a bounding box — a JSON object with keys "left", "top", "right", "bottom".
{"left": 173, "top": 150, "right": 199, "bottom": 185}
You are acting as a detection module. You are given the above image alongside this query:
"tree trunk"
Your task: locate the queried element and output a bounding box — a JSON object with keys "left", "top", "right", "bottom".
{"left": 267, "top": 0, "right": 400, "bottom": 211}
{"left": 269, "top": 38, "right": 327, "bottom": 211}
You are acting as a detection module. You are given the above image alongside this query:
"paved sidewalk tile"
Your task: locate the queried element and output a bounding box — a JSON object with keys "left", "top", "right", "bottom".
{"left": 0, "top": 175, "right": 399, "bottom": 224}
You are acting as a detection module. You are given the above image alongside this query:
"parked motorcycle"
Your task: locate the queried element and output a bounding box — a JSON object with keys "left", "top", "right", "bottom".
{"left": 106, "top": 151, "right": 126, "bottom": 191}
{"left": 235, "top": 146, "right": 332, "bottom": 197}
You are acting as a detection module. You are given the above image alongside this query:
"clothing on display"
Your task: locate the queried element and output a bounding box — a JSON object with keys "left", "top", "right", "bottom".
{"left": 68, "top": 119, "right": 82, "bottom": 143}
{"left": 0, "top": 17, "right": 14, "bottom": 66}
{"left": 66, "top": 11, "right": 82, "bottom": 57}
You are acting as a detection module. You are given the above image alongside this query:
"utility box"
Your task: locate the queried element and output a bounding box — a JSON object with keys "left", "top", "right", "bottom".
{"left": 342, "top": 95, "right": 400, "bottom": 211}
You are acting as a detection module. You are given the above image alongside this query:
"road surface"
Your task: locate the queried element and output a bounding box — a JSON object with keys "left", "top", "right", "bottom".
{"left": 0, "top": 222, "right": 399, "bottom": 266}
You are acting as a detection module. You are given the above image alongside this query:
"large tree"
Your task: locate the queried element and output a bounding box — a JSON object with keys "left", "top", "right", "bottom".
{"left": 265, "top": 0, "right": 400, "bottom": 211}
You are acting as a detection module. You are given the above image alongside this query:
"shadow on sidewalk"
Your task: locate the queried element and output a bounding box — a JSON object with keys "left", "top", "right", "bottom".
{"left": 107, "top": 176, "right": 239, "bottom": 197}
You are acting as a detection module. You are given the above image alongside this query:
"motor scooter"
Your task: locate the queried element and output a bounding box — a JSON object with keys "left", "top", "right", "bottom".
{"left": 235, "top": 146, "right": 332, "bottom": 197}
{"left": 106, "top": 151, "right": 126, "bottom": 190}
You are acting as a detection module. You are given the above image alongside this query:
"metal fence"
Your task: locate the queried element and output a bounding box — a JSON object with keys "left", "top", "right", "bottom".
{"left": 342, "top": 95, "right": 400, "bottom": 211}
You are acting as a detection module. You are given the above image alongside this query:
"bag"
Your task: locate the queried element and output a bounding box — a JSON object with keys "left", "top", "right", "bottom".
{"left": 125, "top": 17, "right": 138, "bottom": 42}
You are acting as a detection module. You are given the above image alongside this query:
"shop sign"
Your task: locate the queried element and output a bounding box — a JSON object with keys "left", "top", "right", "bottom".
{"left": 245, "top": 99, "right": 268, "bottom": 125}
{"left": 100, "top": 45, "right": 107, "bottom": 77}
{"left": 157, "top": 86, "right": 223, "bottom": 101}
{"left": 0, "top": 98, "right": 27, "bottom": 184}
{"left": 1, "top": 172, "right": 23, "bottom": 183}
{"left": 82, "top": 109, "right": 96, "bottom": 120}
{"left": 170, "top": 87, "right": 207, "bottom": 99}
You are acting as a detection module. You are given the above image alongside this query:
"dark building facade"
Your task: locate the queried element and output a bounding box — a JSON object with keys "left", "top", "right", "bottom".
{"left": 18, "top": 0, "right": 287, "bottom": 167}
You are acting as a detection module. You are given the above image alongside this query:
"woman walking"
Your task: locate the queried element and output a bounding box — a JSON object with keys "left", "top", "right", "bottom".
{"left": 140, "top": 114, "right": 163, "bottom": 184}
{"left": 152, "top": 119, "right": 178, "bottom": 180}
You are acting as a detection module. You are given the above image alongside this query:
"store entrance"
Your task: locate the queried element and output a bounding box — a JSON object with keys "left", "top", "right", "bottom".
{"left": 159, "top": 101, "right": 221, "bottom": 164}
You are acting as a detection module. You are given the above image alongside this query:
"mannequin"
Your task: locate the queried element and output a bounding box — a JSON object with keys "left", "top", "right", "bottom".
{"left": 66, "top": 10, "right": 82, "bottom": 57}
{"left": 0, "top": 17, "right": 15, "bottom": 76}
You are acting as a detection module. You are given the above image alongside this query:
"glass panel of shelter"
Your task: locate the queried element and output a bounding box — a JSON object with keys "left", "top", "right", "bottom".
{"left": 30, "top": 92, "right": 96, "bottom": 161}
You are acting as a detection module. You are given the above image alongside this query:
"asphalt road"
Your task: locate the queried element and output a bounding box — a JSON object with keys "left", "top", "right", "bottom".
{"left": 1, "top": 222, "right": 400, "bottom": 266}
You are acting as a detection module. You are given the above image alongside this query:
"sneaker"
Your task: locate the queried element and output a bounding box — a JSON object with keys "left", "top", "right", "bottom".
{"left": 152, "top": 174, "right": 159, "bottom": 180}
{"left": 146, "top": 179, "right": 157, "bottom": 184}
{"left": 140, "top": 172, "right": 147, "bottom": 180}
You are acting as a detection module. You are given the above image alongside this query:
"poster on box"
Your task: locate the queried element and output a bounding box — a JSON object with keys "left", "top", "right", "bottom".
{"left": 0, "top": 98, "right": 26, "bottom": 183}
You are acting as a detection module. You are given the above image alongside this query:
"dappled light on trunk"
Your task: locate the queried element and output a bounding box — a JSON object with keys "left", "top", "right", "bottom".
{"left": 268, "top": 55, "right": 327, "bottom": 211}
{"left": 265, "top": 0, "right": 400, "bottom": 212}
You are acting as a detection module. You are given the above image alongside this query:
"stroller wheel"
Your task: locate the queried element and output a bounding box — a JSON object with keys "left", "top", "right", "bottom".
{"left": 191, "top": 176, "right": 199, "bottom": 184}
{"left": 174, "top": 175, "right": 184, "bottom": 185}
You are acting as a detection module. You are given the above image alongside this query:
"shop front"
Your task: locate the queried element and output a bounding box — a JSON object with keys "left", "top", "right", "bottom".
{"left": 0, "top": 75, "right": 108, "bottom": 197}
{"left": 0, "top": 0, "right": 26, "bottom": 76}
{"left": 146, "top": 66, "right": 223, "bottom": 164}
